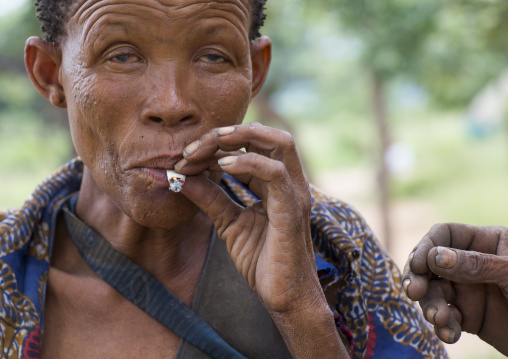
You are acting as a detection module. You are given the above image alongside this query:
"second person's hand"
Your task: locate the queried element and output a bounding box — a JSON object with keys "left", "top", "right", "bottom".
{"left": 402, "top": 223, "right": 508, "bottom": 355}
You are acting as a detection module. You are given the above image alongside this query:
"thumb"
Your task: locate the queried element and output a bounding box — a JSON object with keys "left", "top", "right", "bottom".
{"left": 428, "top": 247, "right": 508, "bottom": 288}
{"left": 179, "top": 175, "right": 242, "bottom": 238}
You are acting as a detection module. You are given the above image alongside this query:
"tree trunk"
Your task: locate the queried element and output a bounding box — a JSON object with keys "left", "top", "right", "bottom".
{"left": 372, "top": 71, "right": 392, "bottom": 252}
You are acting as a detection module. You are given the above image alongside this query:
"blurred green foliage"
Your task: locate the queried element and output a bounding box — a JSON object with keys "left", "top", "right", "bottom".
{"left": 0, "top": 0, "right": 41, "bottom": 61}
{"left": 0, "top": 1, "right": 73, "bottom": 208}
{"left": 255, "top": 0, "right": 508, "bottom": 228}
{"left": 390, "top": 109, "right": 508, "bottom": 225}
{"left": 0, "top": 110, "right": 73, "bottom": 207}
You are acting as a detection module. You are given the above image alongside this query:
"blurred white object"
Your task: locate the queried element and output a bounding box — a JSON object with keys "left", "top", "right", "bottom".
{"left": 166, "top": 170, "right": 186, "bottom": 192}
{"left": 467, "top": 69, "right": 508, "bottom": 137}
{"left": 385, "top": 142, "right": 415, "bottom": 180}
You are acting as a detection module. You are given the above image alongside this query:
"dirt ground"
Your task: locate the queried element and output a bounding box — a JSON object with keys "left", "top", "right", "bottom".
{"left": 314, "top": 168, "right": 505, "bottom": 359}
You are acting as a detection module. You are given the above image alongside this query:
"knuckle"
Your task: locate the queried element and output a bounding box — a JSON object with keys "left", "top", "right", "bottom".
{"left": 298, "top": 187, "right": 312, "bottom": 213}
{"left": 246, "top": 122, "right": 263, "bottom": 131}
{"left": 467, "top": 252, "right": 495, "bottom": 278}
{"left": 201, "top": 186, "right": 221, "bottom": 213}
{"left": 499, "top": 281, "right": 508, "bottom": 296}
{"left": 301, "top": 185, "right": 311, "bottom": 204}
{"left": 273, "top": 161, "right": 287, "bottom": 180}
{"left": 473, "top": 253, "right": 484, "bottom": 273}
{"left": 402, "top": 261, "right": 411, "bottom": 276}
{"left": 430, "top": 223, "right": 448, "bottom": 233}
{"left": 426, "top": 223, "right": 451, "bottom": 245}
{"left": 281, "top": 130, "right": 296, "bottom": 149}
{"left": 243, "top": 151, "right": 257, "bottom": 163}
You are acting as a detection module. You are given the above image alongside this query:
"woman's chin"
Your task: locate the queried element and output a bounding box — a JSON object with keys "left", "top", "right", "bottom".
{"left": 119, "top": 192, "right": 200, "bottom": 230}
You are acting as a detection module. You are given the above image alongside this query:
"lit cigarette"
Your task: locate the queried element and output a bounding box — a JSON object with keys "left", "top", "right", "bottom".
{"left": 166, "top": 170, "right": 186, "bottom": 192}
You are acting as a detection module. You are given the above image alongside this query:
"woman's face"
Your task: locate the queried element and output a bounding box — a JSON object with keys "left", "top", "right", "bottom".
{"left": 59, "top": 0, "right": 254, "bottom": 227}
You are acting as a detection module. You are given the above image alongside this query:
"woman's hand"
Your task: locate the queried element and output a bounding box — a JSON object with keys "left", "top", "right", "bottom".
{"left": 402, "top": 223, "right": 508, "bottom": 355}
{"left": 175, "top": 123, "right": 348, "bottom": 358}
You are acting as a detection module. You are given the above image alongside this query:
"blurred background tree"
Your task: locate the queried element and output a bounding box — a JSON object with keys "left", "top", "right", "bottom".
{"left": 2, "top": 0, "right": 508, "bottom": 357}
{"left": 254, "top": 0, "right": 508, "bottom": 250}
{"left": 328, "top": 0, "right": 442, "bottom": 249}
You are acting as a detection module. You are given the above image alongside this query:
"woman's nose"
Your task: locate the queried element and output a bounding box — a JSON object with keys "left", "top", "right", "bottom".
{"left": 139, "top": 66, "right": 199, "bottom": 127}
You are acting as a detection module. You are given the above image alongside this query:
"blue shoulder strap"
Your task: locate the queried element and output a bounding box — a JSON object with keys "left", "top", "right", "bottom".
{"left": 62, "top": 200, "right": 246, "bottom": 359}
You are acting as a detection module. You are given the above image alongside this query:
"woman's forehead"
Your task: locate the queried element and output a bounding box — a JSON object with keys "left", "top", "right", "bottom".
{"left": 69, "top": 0, "right": 252, "bottom": 22}
{"left": 66, "top": 0, "right": 252, "bottom": 41}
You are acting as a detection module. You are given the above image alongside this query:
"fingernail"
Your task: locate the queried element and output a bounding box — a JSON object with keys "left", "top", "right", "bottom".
{"left": 183, "top": 140, "right": 200, "bottom": 157}
{"left": 435, "top": 247, "right": 457, "bottom": 269}
{"left": 402, "top": 279, "right": 410, "bottom": 293}
{"left": 425, "top": 307, "right": 437, "bottom": 324}
{"left": 174, "top": 159, "right": 188, "bottom": 170}
{"left": 439, "top": 327, "right": 456, "bottom": 343}
{"left": 218, "top": 156, "right": 237, "bottom": 166}
{"left": 215, "top": 126, "right": 235, "bottom": 137}
{"left": 409, "top": 251, "right": 415, "bottom": 264}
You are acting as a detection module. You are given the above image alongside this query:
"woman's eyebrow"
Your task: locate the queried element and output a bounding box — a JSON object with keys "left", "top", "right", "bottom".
{"left": 84, "top": 16, "right": 143, "bottom": 48}
{"left": 79, "top": 4, "right": 166, "bottom": 44}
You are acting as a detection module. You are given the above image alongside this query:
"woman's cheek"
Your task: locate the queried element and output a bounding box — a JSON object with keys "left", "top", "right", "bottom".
{"left": 66, "top": 71, "right": 120, "bottom": 167}
{"left": 203, "top": 76, "right": 251, "bottom": 126}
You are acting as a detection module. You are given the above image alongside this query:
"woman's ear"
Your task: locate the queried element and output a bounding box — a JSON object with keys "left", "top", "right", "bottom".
{"left": 25, "top": 36, "right": 66, "bottom": 108}
{"left": 250, "top": 36, "right": 271, "bottom": 98}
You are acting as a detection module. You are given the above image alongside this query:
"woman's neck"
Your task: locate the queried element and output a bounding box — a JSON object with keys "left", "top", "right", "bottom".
{"left": 74, "top": 167, "right": 214, "bottom": 288}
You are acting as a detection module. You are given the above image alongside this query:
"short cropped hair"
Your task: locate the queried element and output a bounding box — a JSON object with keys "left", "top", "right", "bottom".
{"left": 35, "top": 0, "right": 267, "bottom": 42}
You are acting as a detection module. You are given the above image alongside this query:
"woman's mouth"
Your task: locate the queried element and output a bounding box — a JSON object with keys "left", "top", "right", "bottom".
{"left": 135, "top": 167, "right": 212, "bottom": 190}
{"left": 137, "top": 167, "right": 171, "bottom": 189}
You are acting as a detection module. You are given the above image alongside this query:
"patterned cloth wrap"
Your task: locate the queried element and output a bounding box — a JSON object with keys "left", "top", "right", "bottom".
{"left": 0, "top": 158, "right": 447, "bottom": 358}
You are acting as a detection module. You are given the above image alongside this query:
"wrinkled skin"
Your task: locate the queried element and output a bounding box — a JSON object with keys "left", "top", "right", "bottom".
{"left": 62, "top": 0, "right": 255, "bottom": 229}
{"left": 25, "top": 0, "right": 347, "bottom": 357}
{"left": 176, "top": 123, "right": 317, "bottom": 311}
{"left": 402, "top": 223, "right": 508, "bottom": 356}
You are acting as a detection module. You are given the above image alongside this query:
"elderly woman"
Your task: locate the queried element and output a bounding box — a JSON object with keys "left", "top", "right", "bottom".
{"left": 0, "top": 0, "right": 446, "bottom": 357}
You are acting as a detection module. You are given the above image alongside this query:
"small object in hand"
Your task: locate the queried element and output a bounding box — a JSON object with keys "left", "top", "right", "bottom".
{"left": 166, "top": 170, "right": 186, "bottom": 193}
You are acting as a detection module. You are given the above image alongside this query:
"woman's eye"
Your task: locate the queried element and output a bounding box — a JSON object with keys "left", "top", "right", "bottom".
{"left": 110, "top": 54, "right": 140, "bottom": 63}
{"left": 199, "top": 54, "right": 227, "bottom": 64}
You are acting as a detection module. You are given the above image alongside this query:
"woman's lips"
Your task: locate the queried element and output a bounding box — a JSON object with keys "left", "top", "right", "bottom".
{"left": 138, "top": 167, "right": 171, "bottom": 188}
{"left": 135, "top": 167, "right": 212, "bottom": 190}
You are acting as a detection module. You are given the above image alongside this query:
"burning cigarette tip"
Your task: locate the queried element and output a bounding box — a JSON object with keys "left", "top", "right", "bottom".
{"left": 166, "top": 170, "right": 186, "bottom": 193}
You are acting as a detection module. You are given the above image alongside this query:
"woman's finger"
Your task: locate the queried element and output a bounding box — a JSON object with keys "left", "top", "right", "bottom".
{"left": 179, "top": 175, "right": 243, "bottom": 238}
{"left": 218, "top": 152, "right": 307, "bottom": 214}
{"left": 181, "top": 123, "right": 305, "bottom": 182}
{"left": 175, "top": 150, "right": 246, "bottom": 175}
{"left": 179, "top": 176, "right": 268, "bottom": 288}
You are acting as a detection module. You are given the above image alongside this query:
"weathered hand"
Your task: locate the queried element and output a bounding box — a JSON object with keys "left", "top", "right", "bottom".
{"left": 175, "top": 123, "right": 348, "bottom": 358}
{"left": 402, "top": 223, "right": 508, "bottom": 355}
{"left": 176, "top": 123, "right": 318, "bottom": 310}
